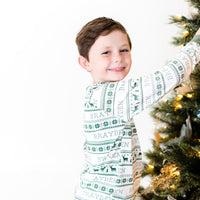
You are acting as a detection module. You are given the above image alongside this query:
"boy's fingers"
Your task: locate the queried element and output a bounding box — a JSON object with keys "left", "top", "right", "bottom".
{"left": 195, "top": 28, "right": 200, "bottom": 35}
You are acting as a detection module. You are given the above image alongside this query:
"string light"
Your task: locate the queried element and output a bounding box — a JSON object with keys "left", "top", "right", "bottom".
{"left": 186, "top": 93, "right": 193, "bottom": 98}
{"left": 170, "top": 184, "right": 176, "bottom": 189}
{"left": 174, "top": 102, "right": 183, "bottom": 111}
{"left": 181, "top": 22, "right": 187, "bottom": 28}
{"left": 173, "top": 171, "right": 180, "bottom": 176}
{"left": 193, "top": 149, "right": 200, "bottom": 158}
{"left": 175, "top": 15, "right": 182, "bottom": 21}
{"left": 147, "top": 164, "right": 155, "bottom": 171}
{"left": 175, "top": 94, "right": 183, "bottom": 101}
{"left": 182, "top": 30, "right": 189, "bottom": 38}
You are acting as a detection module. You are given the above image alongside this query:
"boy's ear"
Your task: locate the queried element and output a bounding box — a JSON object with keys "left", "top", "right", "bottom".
{"left": 78, "top": 56, "right": 91, "bottom": 72}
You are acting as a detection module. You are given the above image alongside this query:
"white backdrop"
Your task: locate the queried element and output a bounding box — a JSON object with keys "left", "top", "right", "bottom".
{"left": 0, "top": 0, "right": 189, "bottom": 199}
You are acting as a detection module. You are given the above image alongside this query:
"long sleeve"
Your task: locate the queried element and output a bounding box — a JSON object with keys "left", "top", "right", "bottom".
{"left": 76, "top": 35, "right": 200, "bottom": 200}
{"left": 113, "top": 36, "right": 200, "bottom": 121}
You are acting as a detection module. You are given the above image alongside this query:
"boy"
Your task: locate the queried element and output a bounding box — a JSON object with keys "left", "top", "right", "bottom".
{"left": 74, "top": 17, "right": 200, "bottom": 200}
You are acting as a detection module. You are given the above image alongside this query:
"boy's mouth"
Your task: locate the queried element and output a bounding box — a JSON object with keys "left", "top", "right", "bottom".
{"left": 108, "top": 67, "right": 125, "bottom": 72}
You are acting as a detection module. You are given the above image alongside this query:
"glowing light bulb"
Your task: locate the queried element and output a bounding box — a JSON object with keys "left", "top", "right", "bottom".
{"left": 186, "top": 93, "right": 193, "bottom": 98}
{"left": 147, "top": 164, "right": 154, "bottom": 171}
{"left": 181, "top": 22, "right": 187, "bottom": 28}
{"left": 182, "top": 30, "right": 189, "bottom": 38}
{"left": 170, "top": 184, "right": 176, "bottom": 189}
{"left": 173, "top": 171, "right": 180, "bottom": 176}
{"left": 174, "top": 102, "right": 182, "bottom": 111}
{"left": 175, "top": 15, "right": 182, "bottom": 21}
{"left": 175, "top": 94, "right": 183, "bottom": 101}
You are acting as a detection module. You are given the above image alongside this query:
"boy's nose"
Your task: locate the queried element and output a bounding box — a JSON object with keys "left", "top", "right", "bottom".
{"left": 113, "top": 53, "right": 122, "bottom": 63}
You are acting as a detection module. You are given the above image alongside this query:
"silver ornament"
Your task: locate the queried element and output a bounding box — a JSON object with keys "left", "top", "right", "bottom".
{"left": 167, "top": 195, "right": 176, "bottom": 200}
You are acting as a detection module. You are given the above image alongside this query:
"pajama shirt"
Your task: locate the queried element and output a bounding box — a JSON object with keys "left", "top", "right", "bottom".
{"left": 74, "top": 36, "right": 200, "bottom": 200}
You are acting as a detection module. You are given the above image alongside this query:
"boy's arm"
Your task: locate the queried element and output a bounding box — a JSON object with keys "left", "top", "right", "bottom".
{"left": 113, "top": 30, "right": 200, "bottom": 120}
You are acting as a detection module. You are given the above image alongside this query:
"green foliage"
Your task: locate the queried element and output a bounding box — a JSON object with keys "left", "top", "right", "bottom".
{"left": 169, "top": 0, "right": 200, "bottom": 46}
{"left": 186, "top": 0, "right": 200, "bottom": 9}
{"left": 169, "top": 16, "right": 199, "bottom": 45}
{"left": 142, "top": 140, "right": 164, "bottom": 177}
{"left": 138, "top": 0, "right": 200, "bottom": 199}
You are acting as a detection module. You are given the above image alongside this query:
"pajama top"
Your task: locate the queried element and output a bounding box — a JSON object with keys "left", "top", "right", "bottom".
{"left": 74, "top": 36, "right": 200, "bottom": 200}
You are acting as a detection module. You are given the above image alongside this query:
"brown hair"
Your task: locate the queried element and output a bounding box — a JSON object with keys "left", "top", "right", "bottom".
{"left": 75, "top": 17, "right": 132, "bottom": 60}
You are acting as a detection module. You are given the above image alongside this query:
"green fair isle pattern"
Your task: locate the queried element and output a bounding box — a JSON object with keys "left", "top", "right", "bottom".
{"left": 74, "top": 38, "right": 200, "bottom": 200}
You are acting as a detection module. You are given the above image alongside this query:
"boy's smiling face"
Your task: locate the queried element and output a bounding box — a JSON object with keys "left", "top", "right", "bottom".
{"left": 78, "top": 30, "right": 132, "bottom": 83}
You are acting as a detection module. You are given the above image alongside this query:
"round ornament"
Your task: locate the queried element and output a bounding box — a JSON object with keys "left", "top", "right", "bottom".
{"left": 196, "top": 110, "right": 200, "bottom": 118}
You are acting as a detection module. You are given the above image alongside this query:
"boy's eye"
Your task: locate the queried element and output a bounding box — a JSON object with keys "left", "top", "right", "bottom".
{"left": 102, "top": 51, "right": 110, "bottom": 55}
{"left": 120, "top": 49, "right": 129, "bottom": 53}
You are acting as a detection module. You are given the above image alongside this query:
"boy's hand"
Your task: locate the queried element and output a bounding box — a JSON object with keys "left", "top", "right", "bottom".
{"left": 195, "top": 28, "right": 200, "bottom": 35}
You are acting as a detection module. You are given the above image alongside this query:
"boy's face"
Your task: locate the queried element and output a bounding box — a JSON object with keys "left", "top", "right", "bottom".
{"left": 79, "top": 30, "right": 132, "bottom": 83}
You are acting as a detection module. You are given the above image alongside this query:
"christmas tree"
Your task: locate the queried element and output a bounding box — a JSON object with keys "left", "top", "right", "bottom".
{"left": 138, "top": 1, "right": 200, "bottom": 200}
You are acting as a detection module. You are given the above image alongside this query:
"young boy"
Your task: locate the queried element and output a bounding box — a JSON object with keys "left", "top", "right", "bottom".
{"left": 74, "top": 17, "right": 200, "bottom": 200}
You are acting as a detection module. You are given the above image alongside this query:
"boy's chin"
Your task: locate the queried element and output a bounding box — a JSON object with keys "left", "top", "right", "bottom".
{"left": 110, "top": 75, "right": 127, "bottom": 82}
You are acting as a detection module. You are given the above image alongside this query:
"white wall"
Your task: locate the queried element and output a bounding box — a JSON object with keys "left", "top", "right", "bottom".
{"left": 0, "top": 0, "right": 190, "bottom": 199}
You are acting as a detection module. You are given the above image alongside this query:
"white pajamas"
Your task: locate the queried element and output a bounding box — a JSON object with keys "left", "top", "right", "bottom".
{"left": 74, "top": 36, "right": 200, "bottom": 200}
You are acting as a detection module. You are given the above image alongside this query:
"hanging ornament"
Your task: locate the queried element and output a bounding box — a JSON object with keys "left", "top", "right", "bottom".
{"left": 180, "top": 113, "right": 192, "bottom": 138}
{"left": 167, "top": 195, "right": 177, "bottom": 200}
{"left": 166, "top": 113, "right": 192, "bottom": 146}
{"left": 196, "top": 110, "right": 200, "bottom": 118}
